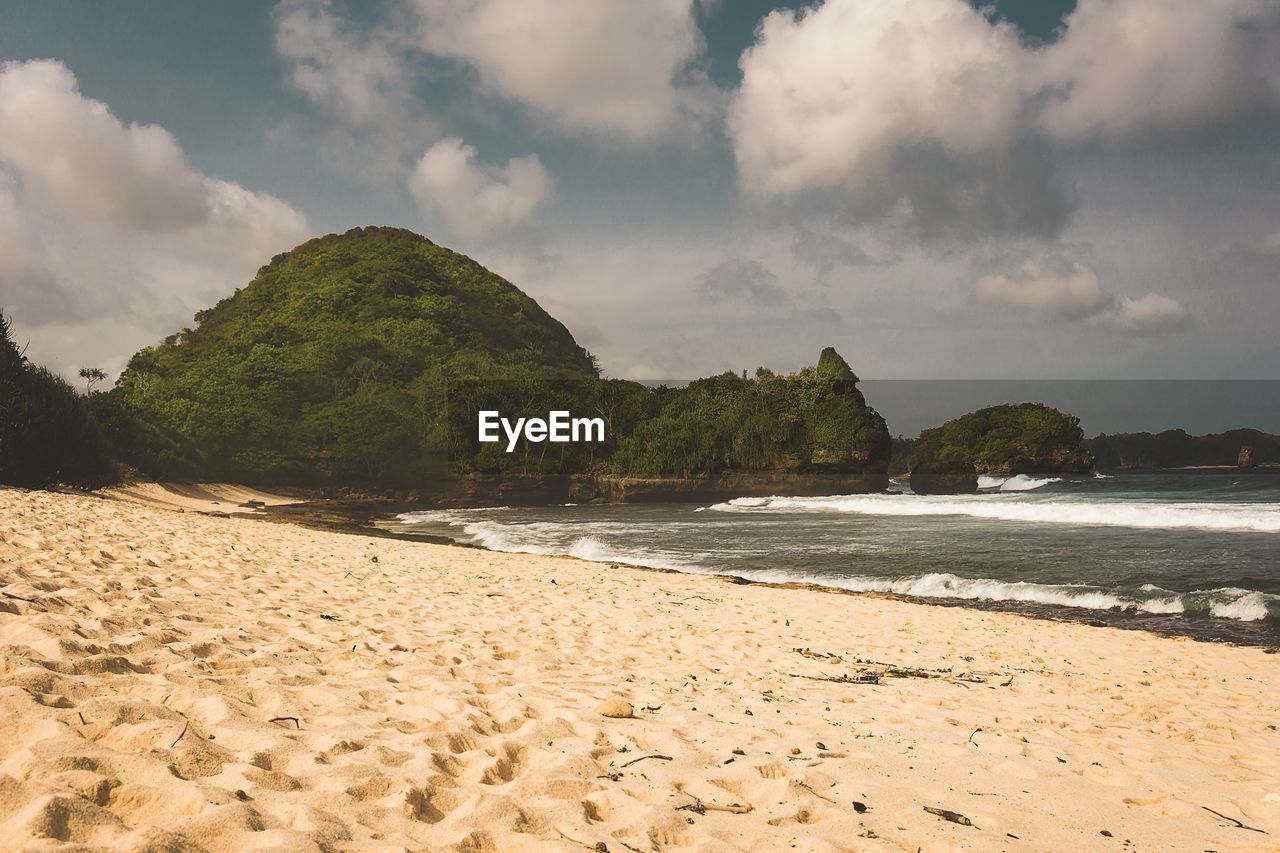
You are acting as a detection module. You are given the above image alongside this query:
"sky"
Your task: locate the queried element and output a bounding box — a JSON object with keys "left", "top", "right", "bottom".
{"left": 0, "top": 0, "right": 1278, "bottom": 383}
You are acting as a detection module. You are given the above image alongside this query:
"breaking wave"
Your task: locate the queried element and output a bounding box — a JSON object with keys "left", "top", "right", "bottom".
{"left": 392, "top": 511, "right": 1279, "bottom": 623}
{"left": 719, "top": 571, "right": 1278, "bottom": 622}
{"left": 976, "top": 474, "right": 1063, "bottom": 491}
{"left": 706, "top": 494, "right": 1280, "bottom": 533}
{"left": 394, "top": 511, "right": 702, "bottom": 571}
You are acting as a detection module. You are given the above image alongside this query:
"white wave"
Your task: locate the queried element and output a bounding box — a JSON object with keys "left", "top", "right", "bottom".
{"left": 977, "top": 474, "right": 1063, "bottom": 491}
{"left": 1206, "top": 589, "right": 1276, "bottom": 622}
{"left": 436, "top": 519, "right": 702, "bottom": 571}
{"left": 726, "top": 570, "right": 1190, "bottom": 615}
{"left": 393, "top": 510, "right": 1277, "bottom": 622}
{"left": 706, "top": 494, "right": 1280, "bottom": 533}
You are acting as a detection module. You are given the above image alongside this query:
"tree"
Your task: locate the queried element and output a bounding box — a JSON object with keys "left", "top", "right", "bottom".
{"left": 1, "top": 312, "right": 117, "bottom": 488}
{"left": 79, "top": 367, "right": 107, "bottom": 394}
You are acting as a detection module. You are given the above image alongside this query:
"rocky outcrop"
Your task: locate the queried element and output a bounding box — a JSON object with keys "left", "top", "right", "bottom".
{"left": 385, "top": 470, "right": 891, "bottom": 507}
{"left": 981, "top": 448, "right": 1096, "bottom": 477}
{"left": 907, "top": 460, "right": 977, "bottom": 495}
{"left": 909, "top": 403, "right": 1094, "bottom": 494}
{"left": 1238, "top": 445, "right": 1256, "bottom": 468}
{"left": 578, "top": 471, "right": 889, "bottom": 503}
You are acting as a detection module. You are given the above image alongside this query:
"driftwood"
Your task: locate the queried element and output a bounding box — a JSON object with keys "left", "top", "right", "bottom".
{"left": 619, "top": 753, "right": 672, "bottom": 768}
{"left": 791, "top": 672, "right": 883, "bottom": 685}
{"left": 791, "top": 648, "right": 1009, "bottom": 686}
{"left": 1202, "top": 806, "right": 1268, "bottom": 834}
{"left": 794, "top": 781, "right": 838, "bottom": 804}
{"left": 268, "top": 716, "right": 301, "bottom": 728}
{"left": 551, "top": 824, "right": 609, "bottom": 851}
{"left": 169, "top": 719, "right": 190, "bottom": 748}
{"left": 677, "top": 794, "right": 753, "bottom": 815}
{"left": 924, "top": 806, "right": 976, "bottom": 827}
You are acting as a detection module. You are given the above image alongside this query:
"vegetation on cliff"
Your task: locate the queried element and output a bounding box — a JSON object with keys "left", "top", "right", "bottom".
{"left": 911, "top": 403, "right": 1094, "bottom": 477}
{"left": 0, "top": 313, "right": 116, "bottom": 488}
{"left": 1085, "top": 429, "right": 1279, "bottom": 469}
{"left": 609, "top": 348, "right": 889, "bottom": 479}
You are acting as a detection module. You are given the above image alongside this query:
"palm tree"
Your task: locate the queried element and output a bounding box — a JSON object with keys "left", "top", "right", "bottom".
{"left": 78, "top": 367, "right": 107, "bottom": 394}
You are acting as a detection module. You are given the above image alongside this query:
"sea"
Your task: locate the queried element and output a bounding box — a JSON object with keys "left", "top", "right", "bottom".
{"left": 384, "top": 468, "right": 1280, "bottom": 646}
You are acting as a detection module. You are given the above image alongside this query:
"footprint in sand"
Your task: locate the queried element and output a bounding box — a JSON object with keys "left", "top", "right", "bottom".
{"left": 757, "top": 762, "right": 790, "bottom": 779}
{"left": 480, "top": 743, "right": 527, "bottom": 785}
{"left": 405, "top": 785, "right": 461, "bottom": 824}
{"left": 344, "top": 775, "right": 398, "bottom": 802}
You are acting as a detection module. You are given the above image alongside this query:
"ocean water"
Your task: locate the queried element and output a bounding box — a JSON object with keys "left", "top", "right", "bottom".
{"left": 385, "top": 469, "right": 1280, "bottom": 646}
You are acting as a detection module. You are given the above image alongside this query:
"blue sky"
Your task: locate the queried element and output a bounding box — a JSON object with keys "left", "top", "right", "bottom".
{"left": 1, "top": 0, "right": 1277, "bottom": 381}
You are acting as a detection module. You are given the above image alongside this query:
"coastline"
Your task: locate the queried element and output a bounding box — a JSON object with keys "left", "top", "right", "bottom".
{"left": 376, "top": 504, "right": 1280, "bottom": 650}
{"left": 92, "top": 483, "right": 1279, "bottom": 647}
{"left": 2, "top": 485, "right": 1278, "bottom": 849}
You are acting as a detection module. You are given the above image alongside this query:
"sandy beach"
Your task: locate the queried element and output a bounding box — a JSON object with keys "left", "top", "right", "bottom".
{"left": 1, "top": 487, "right": 1277, "bottom": 851}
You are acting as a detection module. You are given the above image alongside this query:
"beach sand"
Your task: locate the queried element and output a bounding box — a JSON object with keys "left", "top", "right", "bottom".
{"left": 1, "top": 486, "right": 1277, "bottom": 851}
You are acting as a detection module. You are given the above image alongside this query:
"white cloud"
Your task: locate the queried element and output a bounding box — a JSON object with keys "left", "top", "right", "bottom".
{"left": 409, "top": 0, "right": 715, "bottom": 138}
{"left": 0, "top": 59, "right": 309, "bottom": 376}
{"left": 732, "top": 0, "right": 1024, "bottom": 197}
{"left": 1088, "top": 292, "right": 1190, "bottom": 334}
{"left": 728, "top": 0, "right": 1280, "bottom": 239}
{"left": 975, "top": 255, "right": 1110, "bottom": 319}
{"left": 410, "top": 137, "right": 552, "bottom": 237}
{"left": 272, "top": 0, "right": 437, "bottom": 182}
{"left": 273, "top": 0, "right": 416, "bottom": 128}
{"left": 1035, "top": 0, "right": 1280, "bottom": 143}
{"left": 0, "top": 61, "right": 209, "bottom": 229}
{"left": 729, "top": 0, "right": 1072, "bottom": 239}
{"left": 975, "top": 251, "right": 1189, "bottom": 335}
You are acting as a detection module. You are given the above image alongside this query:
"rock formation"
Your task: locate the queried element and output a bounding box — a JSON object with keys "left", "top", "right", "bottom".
{"left": 909, "top": 403, "right": 1094, "bottom": 495}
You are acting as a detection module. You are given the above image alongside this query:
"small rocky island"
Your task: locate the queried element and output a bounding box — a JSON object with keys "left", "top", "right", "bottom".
{"left": 908, "top": 403, "right": 1095, "bottom": 494}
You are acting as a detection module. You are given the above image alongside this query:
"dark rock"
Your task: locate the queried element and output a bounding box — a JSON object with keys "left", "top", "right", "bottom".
{"left": 908, "top": 459, "right": 978, "bottom": 495}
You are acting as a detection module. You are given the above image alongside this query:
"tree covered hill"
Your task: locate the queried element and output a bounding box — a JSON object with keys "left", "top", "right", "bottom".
{"left": 7, "top": 226, "right": 894, "bottom": 496}
{"left": 1085, "top": 428, "right": 1280, "bottom": 469}
{"left": 909, "top": 403, "right": 1094, "bottom": 493}
{"left": 609, "top": 348, "right": 890, "bottom": 479}
{"left": 115, "top": 227, "right": 597, "bottom": 483}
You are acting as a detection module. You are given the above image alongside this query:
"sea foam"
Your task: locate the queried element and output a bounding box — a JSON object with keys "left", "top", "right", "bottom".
{"left": 977, "top": 474, "right": 1063, "bottom": 491}
{"left": 706, "top": 494, "right": 1280, "bottom": 533}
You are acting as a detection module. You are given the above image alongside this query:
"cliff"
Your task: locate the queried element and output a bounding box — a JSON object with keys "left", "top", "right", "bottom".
{"left": 605, "top": 347, "right": 891, "bottom": 485}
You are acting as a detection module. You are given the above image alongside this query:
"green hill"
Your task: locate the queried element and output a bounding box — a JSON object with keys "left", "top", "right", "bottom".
{"left": 116, "top": 226, "right": 596, "bottom": 484}
{"left": 609, "top": 348, "right": 890, "bottom": 479}
{"left": 108, "top": 226, "right": 892, "bottom": 495}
